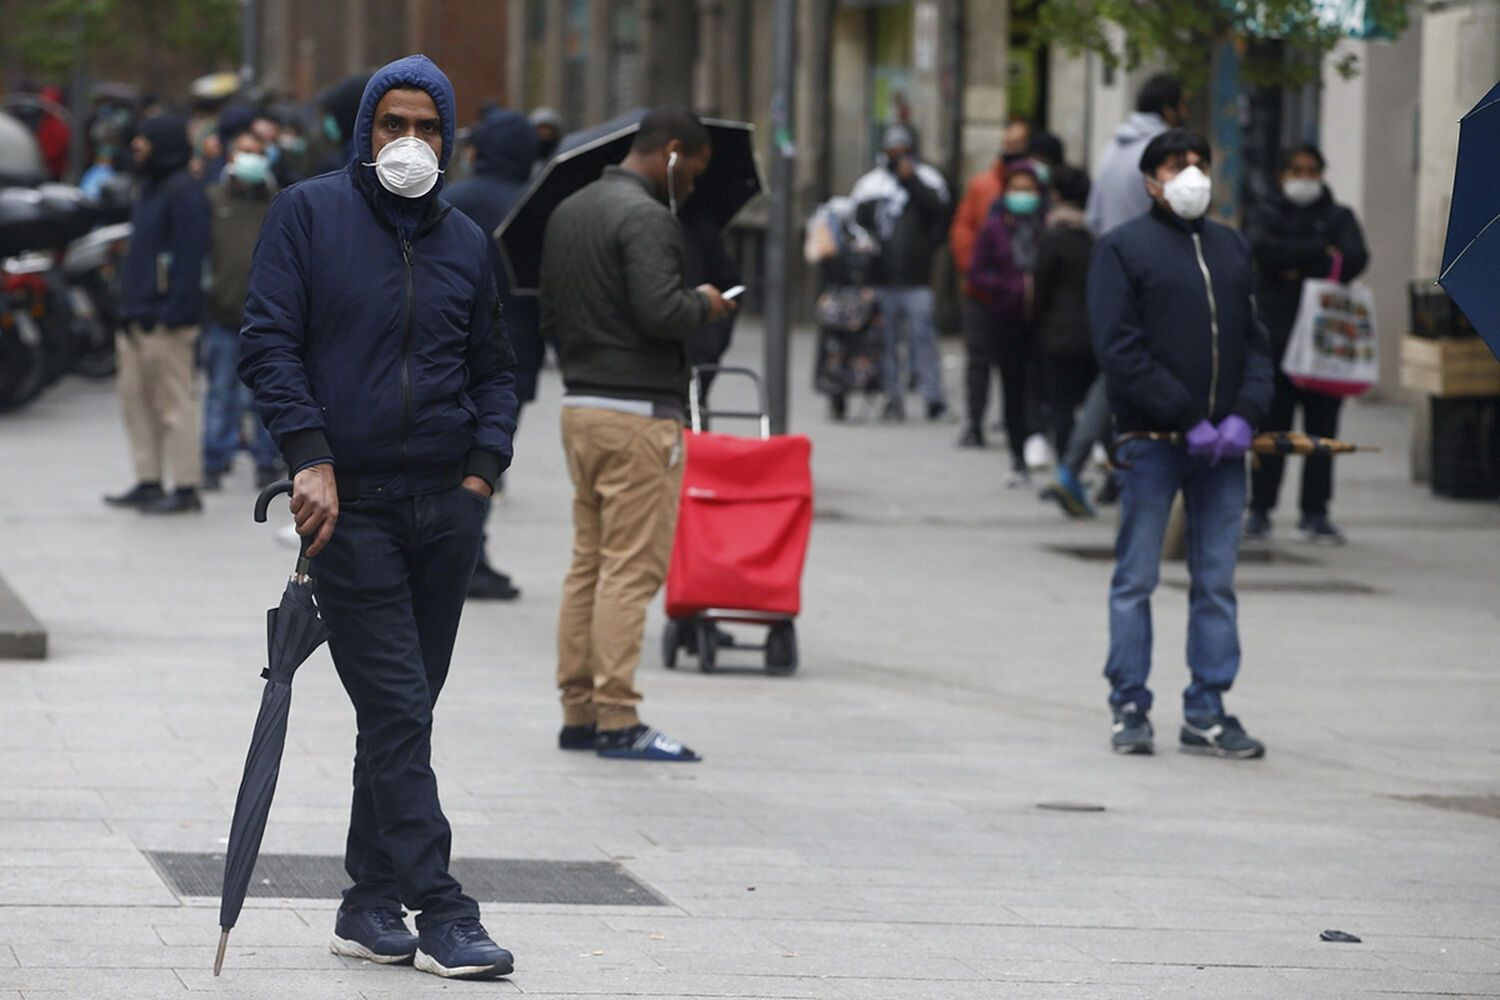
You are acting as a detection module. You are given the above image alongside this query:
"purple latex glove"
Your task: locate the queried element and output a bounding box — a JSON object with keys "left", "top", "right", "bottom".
{"left": 1185, "top": 420, "right": 1218, "bottom": 460}
{"left": 1212, "top": 415, "right": 1254, "bottom": 464}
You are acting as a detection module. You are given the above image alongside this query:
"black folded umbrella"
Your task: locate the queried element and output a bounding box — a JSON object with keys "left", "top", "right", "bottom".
{"left": 214, "top": 481, "right": 329, "bottom": 976}
{"left": 496, "top": 110, "right": 763, "bottom": 294}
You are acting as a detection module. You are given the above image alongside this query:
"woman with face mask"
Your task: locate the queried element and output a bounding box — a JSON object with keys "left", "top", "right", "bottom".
{"left": 1244, "top": 144, "right": 1369, "bottom": 545}
{"left": 966, "top": 162, "right": 1047, "bottom": 484}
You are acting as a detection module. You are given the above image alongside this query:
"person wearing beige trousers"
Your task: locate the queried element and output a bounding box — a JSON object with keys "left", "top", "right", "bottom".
{"left": 103, "top": 112, "right": 211, "bottom": 515}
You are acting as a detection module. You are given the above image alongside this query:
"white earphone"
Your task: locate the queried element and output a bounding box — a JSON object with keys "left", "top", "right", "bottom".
{"left": 668, "top": 150, "right": 678, "bottom": 170}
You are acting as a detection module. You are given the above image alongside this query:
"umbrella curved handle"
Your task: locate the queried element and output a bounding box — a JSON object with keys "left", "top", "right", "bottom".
{"left": 254, "top": 479, "right": 293, "bottom": 523}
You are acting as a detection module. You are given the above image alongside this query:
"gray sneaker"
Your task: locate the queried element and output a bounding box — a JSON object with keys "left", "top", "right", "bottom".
{"left": 1180, "top": 714, "right": 1266, "bottom": 759}
{"left": 1110, "top": 703, "right": 1154, "bottom": 755}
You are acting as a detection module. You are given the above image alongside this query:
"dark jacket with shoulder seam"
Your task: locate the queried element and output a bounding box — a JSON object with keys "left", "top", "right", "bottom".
{"left": 119, "top": 114, "right": 210, "bottom": 329}
{"left": 238, "top": 54, "right": 518, "bottom": 497}
{"left": 1245, "top": 186, "right": 1368, "bottom": 358}
{"left": 1032, "top": 205, "right": 1094, "bottom": 359}
{"left": 206, "top": 176, "right": 273, "bottom": 329}
{"left": 540, "top": 166, "right": 708, "bottom": 408}
{"left": 1089, "top": 203, "right": 1274, "bottom": 434}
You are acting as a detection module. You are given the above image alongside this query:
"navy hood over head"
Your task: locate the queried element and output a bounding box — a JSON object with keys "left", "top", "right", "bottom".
{"left": 469, "top": 110, "right": 537, "bottom": 184}
{"left": 239, "top": 53, "right": 519, "bottom": 497}
{"left": 136, "top": 113, "right": 192, "bottom": 182}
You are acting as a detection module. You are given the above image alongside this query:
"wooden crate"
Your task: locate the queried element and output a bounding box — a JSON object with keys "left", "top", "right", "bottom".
{"left": 1400, "top": 335, "right": 1500, "bottom": 397}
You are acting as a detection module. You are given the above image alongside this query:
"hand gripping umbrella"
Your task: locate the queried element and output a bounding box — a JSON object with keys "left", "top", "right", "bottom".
{"left": 1110, "top": 431, "right": 1377, "bottom": 469}
{"left": 214, "top": 480, "right": 328, "bottom": 976}
{"left": 1439, "top": 80, "right": 1500, "bottom": 360}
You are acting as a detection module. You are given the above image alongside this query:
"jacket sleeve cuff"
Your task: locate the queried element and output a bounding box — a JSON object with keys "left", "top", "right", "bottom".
{"left": 283, "top": 429, "right": 334, "bottom": 474}
{"left": 463, "top": 448, "right": 505, "bottom": 489}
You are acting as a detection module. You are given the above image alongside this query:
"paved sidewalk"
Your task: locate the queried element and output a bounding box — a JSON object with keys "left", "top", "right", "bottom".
{"left": 1, "top": 325, "right": 1498, "bottom": 999}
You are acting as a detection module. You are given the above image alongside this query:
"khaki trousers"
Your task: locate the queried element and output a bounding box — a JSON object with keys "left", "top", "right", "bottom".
{"left": 557, "top": 407, "right": 684, "bottom": 731}
{"left": 117, "top": 324, "right": 202, "bottom": 488}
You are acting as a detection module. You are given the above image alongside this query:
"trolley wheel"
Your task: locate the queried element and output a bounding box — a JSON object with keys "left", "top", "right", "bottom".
{"left": 695, "top": 621, "right": 718, "bottom": 673}
{"left": 662, "top": 619, "right": 682, "bottom": 669}
{"left": 765, "top": 621, "right": 798, "bottom": 675}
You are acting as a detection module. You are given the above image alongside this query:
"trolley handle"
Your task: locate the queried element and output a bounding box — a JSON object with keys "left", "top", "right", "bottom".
{"left": 688, "top": 365, "right": 771, "bottom": 439}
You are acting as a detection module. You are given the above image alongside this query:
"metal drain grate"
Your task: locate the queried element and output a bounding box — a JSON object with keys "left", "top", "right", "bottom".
{"left": 1394, "top": 795, "right": 1500, "bottom": 820}
{"left": 144, "top": 851, "right": 666, "bottom": 906}
{"left": 1163, "top": 579, "right": 1377, "bottom": 594}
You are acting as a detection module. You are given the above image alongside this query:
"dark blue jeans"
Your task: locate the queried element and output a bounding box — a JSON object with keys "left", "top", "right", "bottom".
{"left": 312, "top": 485, "right": 489, "bottom": 929}
{"left": 1104, "top": 439, "right": 1246, "bottom": 718}
{"left": 202, "top": 322, "right": 277, "bottom": 473}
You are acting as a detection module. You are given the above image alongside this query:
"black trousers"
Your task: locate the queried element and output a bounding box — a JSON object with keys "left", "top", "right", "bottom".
{"left": 312, "top": 485, "right": 489, "bottom": 929}
{"left": 963, "top": 298, "right": 1029, "bottom": 468}
{"left": 1250, "top": 370, "right": 1343, "bottom": 518}
{"left": 1041, "top": 355, "right": 1099, "bottom": 459}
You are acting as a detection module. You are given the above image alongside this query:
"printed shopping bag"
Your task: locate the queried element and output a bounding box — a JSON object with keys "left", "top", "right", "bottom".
{"left": 1281, "top": 278, "right": 1378, "bottom": 397}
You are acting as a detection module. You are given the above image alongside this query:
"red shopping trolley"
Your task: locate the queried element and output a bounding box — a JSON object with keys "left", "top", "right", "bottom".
{"left": 663, "top": 366, "right": 813, "bottom": 674}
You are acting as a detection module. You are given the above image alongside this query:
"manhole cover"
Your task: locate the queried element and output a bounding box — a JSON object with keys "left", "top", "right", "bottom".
{"left": 1163, "top": 579, "right": 1377, "bottom": 594}
{"left": 144, "top": 851, "right": 666, "bottom": 905}
{"left": 1393, "top": 795, "right": 1500, "bottom": 820}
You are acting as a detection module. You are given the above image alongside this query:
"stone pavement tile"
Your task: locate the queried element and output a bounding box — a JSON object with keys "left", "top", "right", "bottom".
{"left": 642, "top": 951, "right": 982, "bottom": 982}
{"left": 0, "top": 821, "right": 125, "bottom": 852}
{"left": 1, "top": 949, "right": 13, "bottom": 969}
{"left": 502, "top": 970, "right": 821, "bottom": 997}
{"left": 1374, "top": 936, "right": 1500, "bottom": 974}
{"left": 743, "top": 921, "right": 1095, "bottom": 963}
{"left": 153, "top": 909, "right": 310, "bottom": 948}
{"left": 1278, "top": 966, "right": 1500, "bottom": 996}
{"left": 827, "top": 979, "right": 1156, "bottom": 1000}
{"left": 13, "top": 943, "right": 341, "bottom": 972}
{"left": 1060, "top": 926, "right": 1400, "bottom": 971}
{"left": 0, "top": 968, "right": 185, "bottom": 994}
{"left": 0, "top": 865, "right": 178, "bottom": 908}
{"left": 174, "top": 966, "right": 521, "bottom": 997}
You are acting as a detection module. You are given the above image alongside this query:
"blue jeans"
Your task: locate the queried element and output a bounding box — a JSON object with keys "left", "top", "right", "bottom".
{"left": 1104, "top": 439, "right": 1247, "bottom": 718}
{"left": 877, "top": 286, "right": 945, "bottom": 406}
{"left": 312, "top": 485, "right": 490, "bottom": 929}
{"left": 202, "top": 322, "right": 277, "bottom": 473}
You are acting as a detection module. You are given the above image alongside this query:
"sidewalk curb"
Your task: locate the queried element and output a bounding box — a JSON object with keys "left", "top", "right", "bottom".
{"left": 0, "top": 571, "right": 47, "bottom": 659}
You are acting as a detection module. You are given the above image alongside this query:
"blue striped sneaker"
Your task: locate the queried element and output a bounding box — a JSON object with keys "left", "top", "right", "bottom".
{"left": 596, "top": 724, "right": 701, "bottom": 762}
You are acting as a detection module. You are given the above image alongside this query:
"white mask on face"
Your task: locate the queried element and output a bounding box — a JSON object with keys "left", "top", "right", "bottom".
{"left": 1160, "top": 164, "right": 1212, "bottom": 221}
{"left": 364, "top": 135, "right": 443, "bottom": 198}
{"left": 1282, "top": 178, "right": 1321, "bottom": 207}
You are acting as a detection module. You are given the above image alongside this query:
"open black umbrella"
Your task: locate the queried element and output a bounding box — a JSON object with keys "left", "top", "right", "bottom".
{"left": 1439, "top": 80, "right": 1500, "bottom": 361}
{"left": 214, "top": 481, "right": 328, "bottom": 976}
{"left": 496, "top": 110, "right": 763, "bottom": 294}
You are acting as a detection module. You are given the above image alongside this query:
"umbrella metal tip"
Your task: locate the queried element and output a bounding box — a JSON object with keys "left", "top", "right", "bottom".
{"left": 213, "top": 930, "right": 229, "bottom": 976}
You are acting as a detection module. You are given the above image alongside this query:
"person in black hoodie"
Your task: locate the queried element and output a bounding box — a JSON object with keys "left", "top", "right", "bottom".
{"left": 104, "top": 113, "right": 211, "bottom": 514}
{"left": 1089, "top": 129, "right": 1273, "bottom": 760}
{"left": 445, "top": 108, "right": 541, "bottom": 601}
{"left": 1245, "top": 144, "right": 1368, "bottom": 544}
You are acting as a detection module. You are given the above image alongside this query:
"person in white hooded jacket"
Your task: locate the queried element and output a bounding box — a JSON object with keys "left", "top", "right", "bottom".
{"left": 1086, "top": 74, "right": 1190, "bottom": 236}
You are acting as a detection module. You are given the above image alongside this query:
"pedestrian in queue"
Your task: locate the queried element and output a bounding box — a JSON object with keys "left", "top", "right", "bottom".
{"left": 445, "top": 108, "right": 542, "bottom": 602}
{"left": 104, "top": 113, "right": 211, "bottom": 515}
{"left": 1032, "top": 164, "right": 1097, "bottom": 511}
{"left": 542, "top": 107, "right": 733, "bottom": 762}
{"left": 967, "top": 161, "right": 1046, "bottom": 486}
{"left": 240, "top": 54, "right": 519, "bottom": 980}
{"left": 1089, "top": 128, "right": 1273, "bottom": 759}
{"left": 1245, "top": 144, "right": 1369, "bottom": 544}
{"left": 850, "top": 124, "right": 951, "bottom": 422}
{"left": 1042, "top": 74, "right": 1193, "bottom": 516}
{"left": 202, "top": 126, "right": 281, "bottom": 491}
{"left": 529, "top": 107, "right": 564, "bottom": 176}
{"left": 1000, "top": 117, "right": 1032, "bottom": 169}
{"left": 950, "top": 142, "right": 1007, "bottom": 447}
{"left": 680, "top": 199, "right": 742, "bottom": 403}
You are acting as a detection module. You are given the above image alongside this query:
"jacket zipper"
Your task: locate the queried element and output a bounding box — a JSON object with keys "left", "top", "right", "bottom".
{"left": 399, "top": 237, "right": 414, "bottom": 467}
{"left": 1191, "top": 232, "right": 1221, "bottom": 417}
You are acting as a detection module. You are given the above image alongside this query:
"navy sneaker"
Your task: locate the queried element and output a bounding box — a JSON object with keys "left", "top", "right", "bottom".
{"left": 415, "top": 917, "right": 514, "bottom": 980}
{"left": 329, "top": 906, "right": 417, "bottom": 965}
{"left": 596, "top": 723, "right": 701, "bottom": 762}
{"left": 1110, "top": 703, "right": 1154, "bottom": 755}
{"left": 1181, "top": 714, "right": 1266, "bottom": 759}
{"left": 1297, "top": 514, "right": 1345, "bottom": 546}
{"left": 558, "top": 723, "right": 597, "bottom": 750}
{"left": 1244, "top": 509, "right": 1272, "bottom": 541}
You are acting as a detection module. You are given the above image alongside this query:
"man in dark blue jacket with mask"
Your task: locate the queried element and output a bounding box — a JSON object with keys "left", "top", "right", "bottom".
{"left": 105, "top": 113, "right": 211, "bottom": 515}
{"left": 1088, "top": 128, "right": 1274, "bottom": 760}
{"left": 444, "top": 108, "right": 541, "bottom": 601}
{"left": 240, "top": 54, "right": 518, "bottom": 980}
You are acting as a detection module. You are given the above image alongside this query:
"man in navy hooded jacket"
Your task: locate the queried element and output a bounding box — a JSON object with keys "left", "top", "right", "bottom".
{"left": 1088, "top": 129, "right": 1273, "bottom": 761}
{"left": 444, "top": 109, "right": 541, "bottom": 601}
{"left": 240, "top": 55, "right": 518, "bottom": 981}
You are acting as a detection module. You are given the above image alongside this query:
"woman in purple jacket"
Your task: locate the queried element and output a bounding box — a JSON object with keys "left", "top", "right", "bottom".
{"left": 969, "top": 162, "right": 1045, "bottom": 484}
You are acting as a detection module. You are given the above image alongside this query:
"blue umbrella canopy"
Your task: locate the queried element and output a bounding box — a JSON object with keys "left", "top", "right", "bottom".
{"left": 1439, "top": 80, "right": 1500, "bottom": 360}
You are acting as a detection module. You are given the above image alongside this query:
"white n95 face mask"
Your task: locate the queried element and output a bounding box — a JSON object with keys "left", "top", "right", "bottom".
{"left": 1282, "top": 178, "right": 1321, "bottom": 207}
{"left": 365, "top": 136, "right": 443, "bottom": 198}
{"left": 1162, "top": 165, "right": 1212, "bottom": 221}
